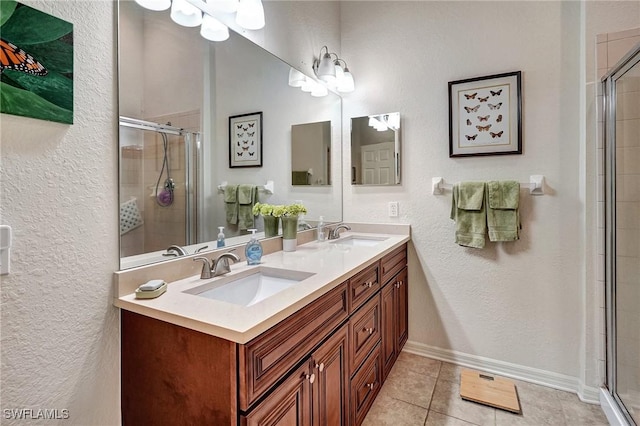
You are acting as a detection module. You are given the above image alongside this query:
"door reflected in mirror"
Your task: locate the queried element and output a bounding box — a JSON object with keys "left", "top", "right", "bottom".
{"left": 291, "top": 121, "right": 331, "bottom": 186}
{"left": 351, "top": 113, "right": 401, "bottom": 185}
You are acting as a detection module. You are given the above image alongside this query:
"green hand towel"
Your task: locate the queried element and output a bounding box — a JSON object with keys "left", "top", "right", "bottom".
{"left": 486, "top": 180, "right": 520, "bottom": 242}
{"left": 292, "top": 171, "right": 310, "bottom": 185}
{"left": 450, "top": 182, "right": 486, "bottom": 248}
{"left": 225, "top": 185, "right": 238, "bottom": 225}
{"left": 237, "top": 184, "right": 257, "bottom": 230}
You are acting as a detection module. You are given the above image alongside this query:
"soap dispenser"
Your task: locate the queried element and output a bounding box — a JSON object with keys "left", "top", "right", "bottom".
{"left": 217, "top": 226, "right": 226, "bottom": 248}
{"left": 245, "top": 229, "right": 263, "bottom": 265}
{"left": 317, "top": 216, "right": 326, "bottom": 242}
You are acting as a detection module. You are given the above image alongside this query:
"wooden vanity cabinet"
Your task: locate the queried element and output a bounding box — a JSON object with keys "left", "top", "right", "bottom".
{"left": 380, "top": 246, "right": 408, "bottom": 381}
{"left": 121, "top": 243, "right": 408, "bottom": 426}
{"left": 242, "top": 324, "right": 349, "bottom": 426}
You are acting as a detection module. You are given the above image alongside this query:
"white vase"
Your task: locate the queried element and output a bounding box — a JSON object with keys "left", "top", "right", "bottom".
{"left": 282, "top": 238, "right": 297, "bottom": 252}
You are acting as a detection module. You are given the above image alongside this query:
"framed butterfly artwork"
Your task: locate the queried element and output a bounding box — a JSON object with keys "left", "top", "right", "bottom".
{"left": 448, "top": 71, "right": 521, "bottom": 157}
{"left": 0, "top": 1, "right": 73, "bottom": 124}
{"left": 229, "top": 112, "right": 263, "bottom": 168}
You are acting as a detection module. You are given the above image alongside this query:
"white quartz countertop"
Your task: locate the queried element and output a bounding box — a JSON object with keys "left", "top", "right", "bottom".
{"left": 115, "top": 231, "right": 410, "bottom": 344}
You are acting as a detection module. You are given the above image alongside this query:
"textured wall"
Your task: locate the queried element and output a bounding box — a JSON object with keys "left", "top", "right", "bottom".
{"left": 341, "top": 0, "right": 586, "bottom": 381}
{"left": 0, "top": 1, "right": 120, "bottom": 425}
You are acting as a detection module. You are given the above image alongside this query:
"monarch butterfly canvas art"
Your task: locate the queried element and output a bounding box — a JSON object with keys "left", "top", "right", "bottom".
{"left": 0, "top": 0, "right": 73, "bottom": 124}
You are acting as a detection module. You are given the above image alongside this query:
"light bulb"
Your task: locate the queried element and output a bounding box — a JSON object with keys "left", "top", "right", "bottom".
{"left": 171, "top": 0, "right": 202, "bottom": 27}
{"left": 134, "top": 0, "right": 171, "bottom": 11}
{"left": 201, "top": 14, "right": 229, "bottom": 42}
{"left": 337, "top": 68, "right": 355, "bottom": 93}
{"left": 316, "top": 53, "right": 335, "bottom": 82}
{"left": 236, "top": 0, "right": 265, "bottom": 30}
{"left": 288, "top": 68, "right": 306, "bottom": 88}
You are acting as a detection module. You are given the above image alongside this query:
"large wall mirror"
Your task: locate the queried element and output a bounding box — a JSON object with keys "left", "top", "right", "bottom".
{"left": 117, "top": 1, "right": 342, "bottom": 269}
{"left": 351, "top": 113, "right": 401, "bottom": 185}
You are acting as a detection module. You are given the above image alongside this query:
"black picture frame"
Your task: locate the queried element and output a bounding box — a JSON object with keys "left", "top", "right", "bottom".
{"left": 449, "top": 71, "right": 522, "bottom": 157}
{"left": 229, "top": 112, "right": 263, "bottom": 167}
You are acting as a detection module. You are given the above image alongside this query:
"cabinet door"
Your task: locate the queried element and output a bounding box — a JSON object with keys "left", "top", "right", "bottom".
{"left": 241, "top": 362, "right": 312, "bottom": 426}
{"left": 395, "top": 267, "right": 408, "bottom": 353}
{"left": 380, "top": 281, "right": 396, "bottom": 381}
{"left": 311, "top": 324, "right": 349, "bottom": 426}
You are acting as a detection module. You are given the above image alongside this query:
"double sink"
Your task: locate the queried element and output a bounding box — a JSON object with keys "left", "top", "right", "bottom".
{"left": 183, "top": 234, "right": 388, "bottom": 307}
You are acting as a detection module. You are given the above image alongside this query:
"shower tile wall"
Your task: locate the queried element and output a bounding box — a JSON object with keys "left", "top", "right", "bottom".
{"left": 143, "top": 110, "right": 200, "bottom": 253}
{"left": 597, "top": 28, "right": 640, "bottom": 422}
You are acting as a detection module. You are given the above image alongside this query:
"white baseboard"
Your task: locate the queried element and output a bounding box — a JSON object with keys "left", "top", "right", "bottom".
{"left": 600, "top": 388, "right": 632, "bottom": 426}
{"left": 403, "top": 340, "right": 601, "bottom": 404}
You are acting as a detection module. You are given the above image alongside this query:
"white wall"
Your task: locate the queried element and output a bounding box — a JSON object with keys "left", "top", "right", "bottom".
{"left": 0, "top": 1, "right": 120, "bottom": 424}
{"left": 341, "top": 0, "right": 588, "bottom": 388}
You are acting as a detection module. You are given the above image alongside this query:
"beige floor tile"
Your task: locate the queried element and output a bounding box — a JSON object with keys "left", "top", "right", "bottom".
{"left": 396, "top": 352, "right": 442, "bottom": 378}
{"left": 430, "top": 378, "right": 496, "bottom": 426}
{"left": 438, "top": 362, "right": 464, "bottom": 384}
{"left": 381, "top": 364, "right": 437, "bottom": 408}
{"left": 362, "top": 393, "right": 428, "bottom": 426}
{"left": 425, "top": 410, "right": 480, "bottom": 425}
{"left": 559, "top": 395, "right": 609, "bottom": 425}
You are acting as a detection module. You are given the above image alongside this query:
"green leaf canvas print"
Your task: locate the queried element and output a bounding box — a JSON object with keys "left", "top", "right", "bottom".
{"left": 0, "top": 0, "right": 73, "bottom": 124}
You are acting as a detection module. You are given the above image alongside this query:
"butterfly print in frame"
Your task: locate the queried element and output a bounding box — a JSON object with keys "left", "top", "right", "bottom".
{"left": 449, "top": 71, "right": 521, "bottom": 157}
{"left": 229, "top": 112, "right": 262, "bottom": 167}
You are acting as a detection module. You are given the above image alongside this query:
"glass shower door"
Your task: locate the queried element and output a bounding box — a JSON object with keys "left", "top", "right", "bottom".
{"left": 605, "top": 46, "right": 640, "bottom": 426}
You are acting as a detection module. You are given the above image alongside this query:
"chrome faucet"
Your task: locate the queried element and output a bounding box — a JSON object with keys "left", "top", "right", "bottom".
{"left": 328, "top": 224, "right": 351, "bottom": 240}
{"left": 193, "top": 252, "right": 240, "bottom": 279}
{"left": 212, "top": 252, "right": 240, "bottom": 277}
{"left": 163, "top": 245, "right": 188, "bottom": 257}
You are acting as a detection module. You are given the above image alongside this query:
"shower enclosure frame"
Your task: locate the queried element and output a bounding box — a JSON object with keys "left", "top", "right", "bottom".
{"left": 602, "top": 43, "right": 640, "bottom": 426}
{"left": 118, "top": 116, "right": 201, "bottom": 258}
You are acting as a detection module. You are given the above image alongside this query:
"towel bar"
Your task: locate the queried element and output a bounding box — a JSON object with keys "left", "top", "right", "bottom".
{"left": 432, "top": 176, "right": 545, "bottom": 196}
{"left": 217, "top": 180, "right": 275, "bottom": 195}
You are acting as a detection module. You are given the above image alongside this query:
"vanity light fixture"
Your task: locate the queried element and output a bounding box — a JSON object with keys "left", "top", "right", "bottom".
{"left": 134, "top": 0, "right": 265, "bottom": 42}
{"left": 312, "top": 46, "right": 355, "bottom": 93}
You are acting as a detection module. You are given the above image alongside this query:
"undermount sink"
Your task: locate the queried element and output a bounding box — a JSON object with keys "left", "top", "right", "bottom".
{"left": 184, "top": 267, "right": 315, "bottom": 307}
{"left": 330, "top": 235, "right": 388, "bottom": 247}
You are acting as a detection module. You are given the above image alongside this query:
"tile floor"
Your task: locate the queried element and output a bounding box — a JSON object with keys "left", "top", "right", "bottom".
{"left": 363, "top": 352, "right": 610, "bottom": 426}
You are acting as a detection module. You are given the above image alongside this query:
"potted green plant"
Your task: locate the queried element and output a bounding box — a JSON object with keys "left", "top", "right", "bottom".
{"left": 252, "top": 202, "right": 283, "bottom": 238}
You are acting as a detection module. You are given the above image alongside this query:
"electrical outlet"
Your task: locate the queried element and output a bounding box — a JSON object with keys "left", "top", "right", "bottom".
{"left": 388, "top": 201, "right": 399, "bottom": 217}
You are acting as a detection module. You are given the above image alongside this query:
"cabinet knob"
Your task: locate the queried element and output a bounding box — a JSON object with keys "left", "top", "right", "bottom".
{"left": 366, "top": 382, "right": 375, "bottom": 390}
{"left": 362, "top": 327, "right": 374, "bottom": 335}
{"left": 315, "top": 362, "right": 325, "bottom": 372}
{"left": 306, "top": 373, "right": 316, "bottom": 384}
{"left": 362, "top": 281, "right": 373, "bottom": 288}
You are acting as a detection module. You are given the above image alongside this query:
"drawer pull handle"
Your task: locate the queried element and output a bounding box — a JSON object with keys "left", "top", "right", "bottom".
{"left": 366, "top": 382, "right": 375, "bottom": 390}
{"left": 362, "top": 327, "right": 374, "bottom": 335}
{"left": 362, "top": 281, "right": 373, "bottom": 288}
{"left": 306, "top": 373, "right": 316, "bottom": 384}
{"left": 315, "top": 362, "right": 325, "bottom": 372}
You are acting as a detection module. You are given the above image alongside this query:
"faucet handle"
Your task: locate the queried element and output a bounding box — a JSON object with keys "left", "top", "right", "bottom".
{"left": 193, "top": 257, "right": 213, "bottom": 279}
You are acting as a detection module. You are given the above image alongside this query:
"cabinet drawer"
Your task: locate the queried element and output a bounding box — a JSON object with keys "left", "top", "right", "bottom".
{"left": 348, "top": 263, "right": 380, "bottom": 313}
{"left": 349, "top": 294, "right": 381, "bottom": 374}
{"left": 380, "top": 245, "right": 407, "bottom": 285}
{"left": 350, "top": 343, "right": 381, "bottom": 426}
{"left": 239, "top": 282, "right": 349, "bottom": 411}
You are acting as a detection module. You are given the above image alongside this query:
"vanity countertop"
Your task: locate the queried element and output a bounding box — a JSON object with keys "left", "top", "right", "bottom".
{"left": 114, "top": 228, "right": 410, "bottom": 344}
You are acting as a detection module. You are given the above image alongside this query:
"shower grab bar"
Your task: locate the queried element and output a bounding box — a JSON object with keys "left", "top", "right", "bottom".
{"left": 217, "top": 180, "right": 275, "bottom": 195}
{"left": 431, "top": 175, "right": 544, "bottom": 196}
